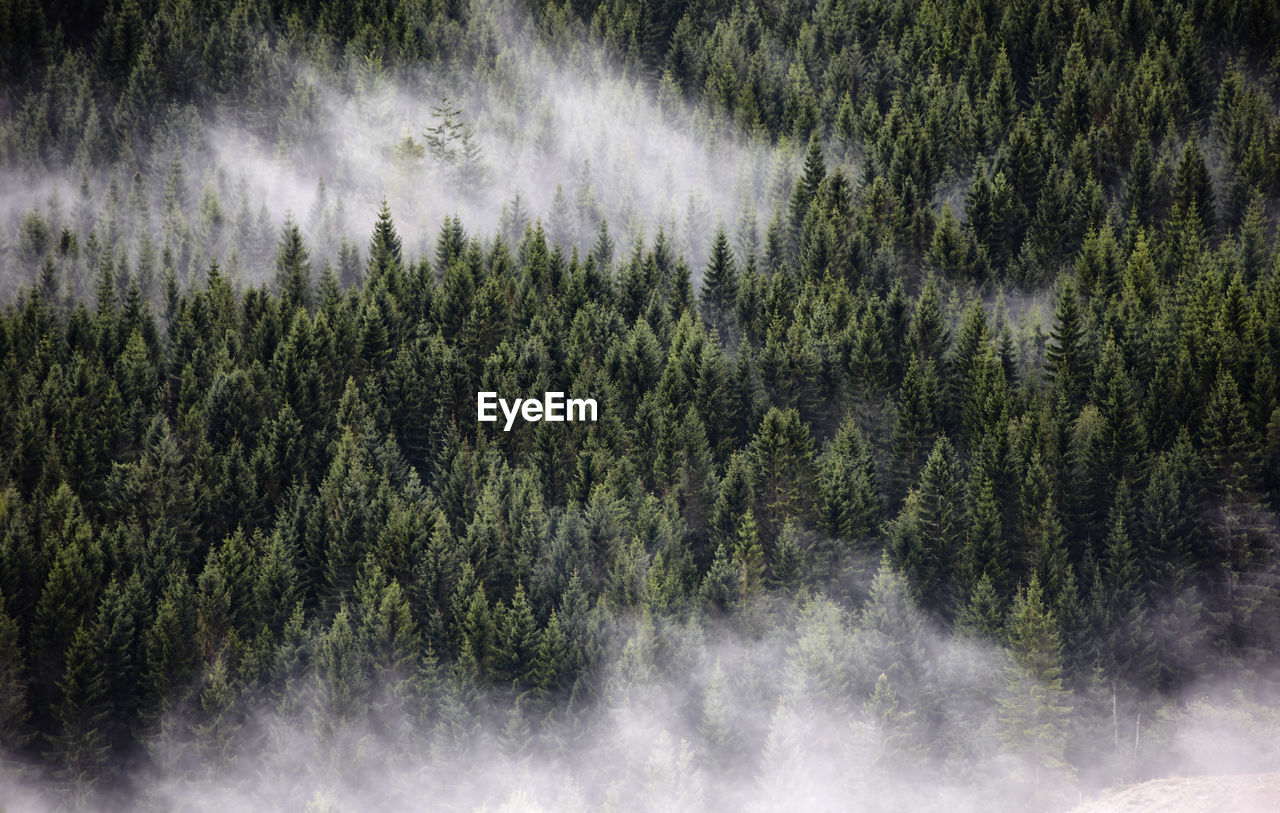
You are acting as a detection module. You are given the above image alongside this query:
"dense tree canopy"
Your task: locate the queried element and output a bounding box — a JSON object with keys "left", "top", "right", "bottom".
{"left": 2, "top": 0, "right": 1280, "bottom": 809}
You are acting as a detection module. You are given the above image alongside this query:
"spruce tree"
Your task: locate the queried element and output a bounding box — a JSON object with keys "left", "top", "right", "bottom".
{"left": 889, "top": 356, "right": 940, "bottom": 506}
{"left": 1173, "top": 138, "right": 1216, "bottom": 237}
{"left": 1045, "top": 278, "right": 1090, "bottom": 409}
{"left": 0, "top": 591, "right": 31, "bottom": 756}
{"left": 817, "top": 417, "right": 881, "bottom": 545}
{"left": 910, "top": 276, "right": 948, "bottom": 368}
{"left": 273, "top": 218, "right": 312, "bottom": 314}
{"left": 890, "top": 436, "right": 963, "bottom": 618}
{"left": 999, "top": 577, "right": 1072, "bottom": 804}
{"left": 787, "top": 133, "right": 826, "bottom": 258}
{"left": 700, "top": 227, "right": 739, "bottom": 336}
{"left": 750, "top": 407, "right": 816, "bottom": 543}
{"left": 49, "top": 623, "right": 111, "bottom": 800}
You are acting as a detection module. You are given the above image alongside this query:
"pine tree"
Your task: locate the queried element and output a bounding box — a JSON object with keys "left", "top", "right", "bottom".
{"left": 788, "top": 134, "right": 826, "bottom": 258}
{"left": 368, "top": 200, "right": 404, "bottom": 290}
{"left": 1173, "top": 138, "right": 1216, "bottom": 237}
{"left": 1097, "top": 492, "right": 1156, "bottom": 692}
{"left": 926, "top": 205, "right": 978, "bottom": 280}
{"left": 732, "top": 509, "right": 766, "bottom": 600}
{"left": 273, "top": 218, "right": 312, "bottom": 314}
{"left": 889, "top": 356, "right": 941, "bottom": 506}
{"left": 143, "top": 567, "right": 197, "bottom": 710}
{"left": 316, "top": 606, "right": 367, "bottom": 733}
{"left": 1045, "top": 278, "right": 1090, "bottom": 409}
{"left": 590, "top": 219, "right": 615, "bottom": 270}
{"left": 769, "top": 521, "right": 804, "bottom": 593}
{"left": 1090, "top": 340, "right": 1147, "bottom": 495}
{"left": 701, "top": 543, "right": 740, "bottom": 613}
{"left": 495, "top": 583, "right": 539, "bottom": 688}
{"left": 424, "top": 97, "right": 487, "bottom": 196}
{"left": 750, "top": 407, "right": 816, "bottom": 543}
{"left": 49, "top": 623, "right": 111, "bottom": 800}
{"left": 859, "top": 554, "right": 927, "bottom": 692}
{"left": 890, "top": 436, "right": 963, "bottom": 618}
{"left": 1125, "top": 131, "right": 1156, "bottom": 224}
{"left": 1200, "top": 368, "right": 1259, "bottom": 499}
{"left": 910, "top": 276, "right": 948, "bottom": 368}
{"left": 0, "top": 591, "right": 31, "bottom": 755}
{"left": 817, "top": 417, "right": 881, "bottom": 545}
{"left": 32, "top": 485, "right": 102, "bottom": 690}
{"left": 999, "top": 577, "right": 1073, "bottom": 804}
{"left": 956, "top": 573, "right": 1003, "bottom": 639}
{"left": 699, "top": 658, "right": 734, "bottom": 771}
{"left": 531, "top": 609, "right": 570, "bottom": 699}
{"left": 963, "top": 475, "right": 1009, "bottom": 600}
{"left": 948, "top": 298, "right": 991, "bottom": 436}
{"left": 701, "top": 227, "right": 739, "bottom": 335}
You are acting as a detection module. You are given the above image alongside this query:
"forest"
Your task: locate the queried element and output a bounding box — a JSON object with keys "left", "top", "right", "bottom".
{"left": 2, "top": 0, "right": 1280, "bottom": 810}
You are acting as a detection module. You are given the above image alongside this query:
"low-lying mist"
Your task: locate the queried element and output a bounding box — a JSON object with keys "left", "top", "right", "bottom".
{"left": 1, "top": 0, "right": 798, "bottom": 299}
{"left": 3, "top": 557, "right": 1277, "bottom": 813}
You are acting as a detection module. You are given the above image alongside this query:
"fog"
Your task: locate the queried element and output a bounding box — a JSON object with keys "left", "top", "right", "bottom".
{"left": 5, "top": 4, "right": 1280, "bottom": 811}
{"left": 203, "top": 48, "right": 781, "bottom": 269}
{"left": 0, "top": 1, "right": 800, "bottom": 298}
{"left": 3, "top": 558, "right": 1277, "bottom": 812}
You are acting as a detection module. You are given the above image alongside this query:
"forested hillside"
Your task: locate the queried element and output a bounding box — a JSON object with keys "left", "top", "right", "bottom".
{"left": 2, "top": 0, "right": 1280, "bottom": 810}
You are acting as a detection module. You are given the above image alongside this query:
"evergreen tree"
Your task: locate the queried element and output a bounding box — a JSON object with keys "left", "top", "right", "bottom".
{"left": 911, "top": 276, "right": 949, "bottom": 368}
{"left": 0, "top": 591, "right": 31, "bottom": 755}
{"left": 889, "top": 356, "right": 941, "bottom": 506}
{"left": 999, "top": 577, "right": 1073, "bottom": 804}
{"left": 750, "top": 407, "right": 816, "bottom": 543}
{"left": 1200, "top": 368, "right": 1260, "bottom": 499}
{"left": 1045, "top": 278, "right": 1090, "bottom": 409}
{"left": 1173, "top": 138, "right": 1216, "bottom": 237}
{"left": 701, "top": 227, "right": 739, "bottom": 335}
{"left": 788, "top": 133, "right": 827, "bottom": 258}
{"left": 891, "top": 436, "right": 963, "bottom": 618}
{"left": 732, "top": 510, "right": 766, "bottom": 600}
{"left": 816, "top": 417, "right": 881, "bottom": 547}
{"left": 49, "top": 623, "right": 110, "bottom": 800}
{"left": 273, "top": 218, "right": 312, "bottom": 314}
{"left": 0, "top": 1, "right": 1279, "bottom": 796}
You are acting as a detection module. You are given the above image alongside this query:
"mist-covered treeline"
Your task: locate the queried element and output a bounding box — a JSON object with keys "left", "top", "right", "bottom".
{"left": 3, "top": 0, "right": 1280, "bottom": 810}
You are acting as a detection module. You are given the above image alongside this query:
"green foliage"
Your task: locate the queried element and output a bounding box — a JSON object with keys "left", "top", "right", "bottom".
{"left": 1, "top": 0, "right": 1280, "bottom": 803}
{"left": 999, "top": 577, "right": 1073, "bottom": 803}
{"left": 423, "top": 96, "right": 488, "bottom": 198}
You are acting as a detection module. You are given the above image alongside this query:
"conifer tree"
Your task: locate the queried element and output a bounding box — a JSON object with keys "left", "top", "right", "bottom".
{"left": 496, "top": 583, "right": 539, "bottom": 688}
{"left": 143, "top": 567, "right": 197, "bottom": 711}
{"left": 963, "top": 475, "right": 1009, "bottom": 600}
{"left": 999, "top": 577, "right": 1072, "bottom": 803}
{"left": 817, "top": 417, "right": 881, "bottom": 545}
{"left": 0, "top": 590, "right": 31, "bottom": 755}
{"left": 956, "top": 573, "right": 1003, "bottom": 639}
{"left": 889, "top": 356, "right": 941, "bottom": 506}
{"left": 750, "top": 407, "right": 816, "bottom": 543}
{"left": 2, "top": 0, "right": 1280, "bottom": 794}
{"left": 701, "top": 543, "right": 740, "bottom": 613}
{"left": 49, "top": 623, "right": 110, "bottom": 799}
{"left": 701, "top": 227, "right": 739, "bottom": 336}
{"left": 788, "top": 134, "right": 826, "bottom": 258}
{"left": 1045, "top": 278, "right": 1090, "bottom": 409}
{"left": 732, "top": 510, "right": 766, "bottom": 600}
{"left": 1173, "top": 138, "right": 1216, "bottom": 237}
{"left": 891, "top": 436, "right": 963, "bottom": 618}
{"left": 1096, "top": 491, "right": 1156, "bottom": 692}
{"left": 273, "top": 218, "right": 311, "bottom": 314}
{"left": 1201, "top": 368, "right": 1259, "bottom": 499}
{"left": 910, "top": 276, "right": 948, "bottom": 368}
